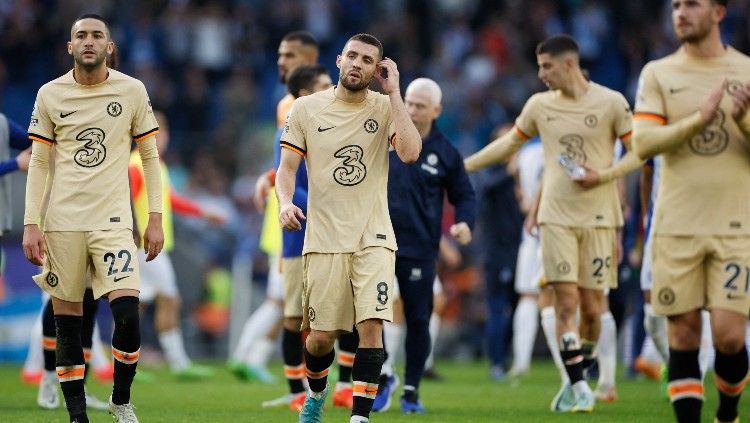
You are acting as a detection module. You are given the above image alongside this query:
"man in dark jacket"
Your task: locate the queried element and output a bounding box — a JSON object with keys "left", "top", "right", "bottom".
{"left": 374, "top": 78, "right": 476, "bottom": 414}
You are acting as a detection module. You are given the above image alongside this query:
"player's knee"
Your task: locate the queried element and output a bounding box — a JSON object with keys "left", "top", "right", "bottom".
{"left": 579, "top": 305, "right": 600, "bottom": 326}
{"left": 713, "top": 332, "right": 746, "bottom": 355}
{"left": 110, "top": 296, "right": 140, "bottom": 331}
{"left": 667, "top": 320, "right": 701, "bottom": 350}
{"left": 556, "top": 303, "right": 577, "bottom": 324}
{"left": 283, "top": 317, "right": 302, "bottom": 331}
{"left": 306, "top": 331, "right": 336, "bottom": 355}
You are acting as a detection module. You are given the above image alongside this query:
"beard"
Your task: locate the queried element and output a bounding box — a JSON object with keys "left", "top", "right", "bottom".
{"left": 339, "top": 71, "right": 371, "bottom": 92}
{"left": 675, "top": 18, "right": 713, "bottom": 44}
{"left": 74, "top": 50, "right": 107, "bottom": 70}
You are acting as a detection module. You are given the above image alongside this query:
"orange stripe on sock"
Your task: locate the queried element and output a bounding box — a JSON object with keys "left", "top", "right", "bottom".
{"left": 112, "top": 347, "right": 140, "bottom": 365}
{"left": 306, "top": 368, "right": 329, "bottom": 379}
{"left": 668, "top": 381, "right": 704, "bottom": 398}
{"left": 285, "top": 365, "right": 306, "bottom": 379}
{"left": 353, "top": 381, "right": 378, "bottom": 398}
{"left": 56, "top": 365, "right": 85, "bottom": 382}
{"left": 715, "top": 375, "right": 747, "bottom": 397}
{"left": 42, "top": 337, "right": 56, "bottom": 350}
{"left": 564, "top": 355, "right": 583, "bottom": 365}
{"left": 337, "top": 352, "right": 355, "bottom": 366}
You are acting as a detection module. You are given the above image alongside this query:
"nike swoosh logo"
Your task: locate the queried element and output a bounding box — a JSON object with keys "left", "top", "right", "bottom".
{"left": 318, "top": 126, "right": 335, "bottom": 132}
{"left": 60, "top": 111, "right": 77, "bottom": 118}
{"left": 727, "top": 293, "right": 744, "bottom": 300}
{"left": 669, "top": 87, "right": 687, "bottom": 94}
{"left": 375, "top": 306, "right": 388, "bottom": 312}
{"left": 114, "top": 275, "right": 130, "bottom": 282}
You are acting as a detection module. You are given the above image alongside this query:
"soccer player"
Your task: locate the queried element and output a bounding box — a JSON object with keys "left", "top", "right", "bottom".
{"left": 464, "top": 34, "right": 641, "bottom": 413}
{"left": 129, "top": 110, "right": 224, "bottom": 380}
{"left": 372, "top": 78, "right": 475, "bottom": 413}
{"left": 632, "top": 1, "right": 749, "bottom": 422}
{"left": 22, "top": 14, "right": 163, "bottom": 423}
{"left": 230, "top": 30, "right": 320, "bottom": 383}
{"left": 258, "top": 64, "right": 334, "bottom": 411}
{"left": 278, "top": 33, "right": 422, "bottom": 423}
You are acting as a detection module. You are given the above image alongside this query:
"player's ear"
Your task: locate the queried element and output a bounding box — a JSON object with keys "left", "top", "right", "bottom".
{"left": 336, "top": 55, "right": 342, "bottom": 69}
{"left": 713, "top": 2, "right": 727, "bottom": 22}
{"left": 434, "top": 104, "right": 443, "bottom": 119}
{"left": 67, "top": 41, "right": 73, "bottom": 55}
{"left": 106, "top": 41, "right": 114, "bottom": 55}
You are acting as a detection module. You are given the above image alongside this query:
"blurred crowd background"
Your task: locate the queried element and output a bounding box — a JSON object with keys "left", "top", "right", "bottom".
{"left": 2, "top": 0, "right": 750, "bottom": 372}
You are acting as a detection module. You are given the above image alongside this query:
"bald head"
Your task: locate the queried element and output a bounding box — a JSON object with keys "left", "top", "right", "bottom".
{"left": 405, "top": 78, "right": 442, "bottom": 107}
{"left": 404, "top": 78, "right": 443, "bottom": 136}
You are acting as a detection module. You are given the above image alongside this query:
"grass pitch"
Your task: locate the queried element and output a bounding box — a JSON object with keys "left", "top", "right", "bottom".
{"left": 1, "top": 360, "right": 744, "bottom": 422}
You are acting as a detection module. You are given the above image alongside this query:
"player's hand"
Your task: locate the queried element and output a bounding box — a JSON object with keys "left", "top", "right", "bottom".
{"left": 279, "top": 202, "right": 305, "bottom": 231}
{"left": 132, "top": 227, "right": 141, "bottom": 248}
{"left": 22, "top": 224, "right": 45, "bottom": 266}
{"left": 374, "top": 58, "right": 400, "bottom": 95}
{"left": 730, "top": 81, "right": 750, "bottom": 121}
{"left": 449, "top": 222, "right": 472, "bottom": 245}
{"left": 253, "top": 173, "right": 273, "bottom": 213}
{"left": 700, "top": 79, "right": 727, "bottom": 125}
{"left": 524, "top": 213, "right": 539, "bottom": 238}
{"left": 143, "top": 213, "right": 164, "bottom": 262}
{"left": 440, "top": 242, "right": 462, "bottom": 269}
{"left": 572, "top": 164, "right": 601, "bottom": 189}
{"left": 204, "top": 210, "right": 227, "bottom": 225}
{"left": 16, "top": 148, "right": 31, "bottom": 172}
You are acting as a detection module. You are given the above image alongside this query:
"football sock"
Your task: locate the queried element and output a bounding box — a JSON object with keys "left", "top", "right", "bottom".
{"left": 110, "top": 296, "right": 140, "bottom": 405}
{"left": 352, "top": 348, "right": 384, "bottom": 419}
{"left": 282, "top": 328, "right": 305, "bottom": 394}
{"left": 541, "top": 306, "right": 569, "bottom": 384}
{"left": 232, "top": 301, "right": 282, "bottom": 362}
{"left": 338, "top": 330, "right": 359, "bottom": 384}
{"left": 643, "top": 303, "right": 669, "bottom": 362}
{"left": 698, "top": 311, "right": 714, "bottom": 378}
{"left": 581, "top": 338, "right": 598, "bottom": 373}
{"left": 246, "top": 336, "right": 275, "bottom": 367}
{"left": 81, "top": 289, "right": 97, "bottom": 381}
{"left": 304, "top": 346, "right": 334, "bottom": 394}
{"left": 42, "top": 300, "right": 56, "bottom": 371}
{"left": 90, "top": 323, "right": 109, "bottom": 373}
{"left": 424, "top": 312, "right": 440, "bottom": 370}
{"left": 714, "top": 345, "right": 748, "bottom": 423}
{"left": 55, "top": 315, "right": 87, "bottom": 422}
{"left": 159, "top": 328, "right": 191, "bottom": 371}
{"left": 512, "top": 297, "right": 538, "bottom": 373}
{"left": 668, "top": 348, "right": 702, "bottom": 423}
{"left": 381, "top": 322, "right": 401, "bottom": 377}
{"left": 597, "top": 311, "right": 617, "bottom": 388}
{"left": 560, "top": 331, "right": 585, "bottom": 386}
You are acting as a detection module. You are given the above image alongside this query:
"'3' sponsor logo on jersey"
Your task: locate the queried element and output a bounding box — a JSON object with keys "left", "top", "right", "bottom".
{"left": 333, "top": 145, "right": 367, "bottom": 186}
{"left": 74, "top": 128, "right": 107, "bottom": 167}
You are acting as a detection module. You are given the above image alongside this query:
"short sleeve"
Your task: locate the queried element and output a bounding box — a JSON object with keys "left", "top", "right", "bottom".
{"left": 634, "top": 63, "right": 666, "bottom": 125}
{"left": 614, "top": 93, "right": 633, "bottom": 139}
{"left": 388, "top": 120, "right": 396, "bottom": 146}
{"left": 28, "top": 91, "right": 55, "bottom": 146}
{"left": 514, "top": 95, "right": 540, "bottom": 140}
{"left": 279, "top": 99, "right": 307, "bottom": 156}
{"left": 131, "top": 82, "right": 159, "bottom": 142}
